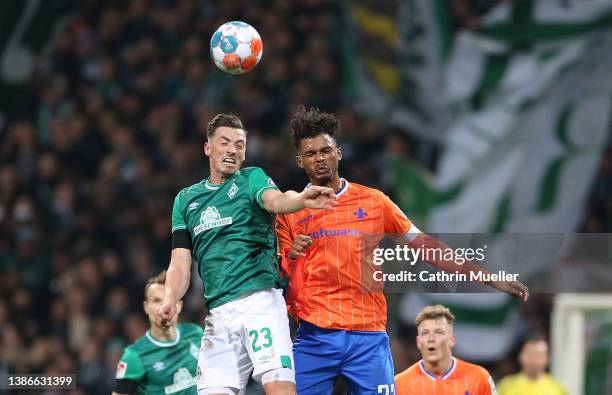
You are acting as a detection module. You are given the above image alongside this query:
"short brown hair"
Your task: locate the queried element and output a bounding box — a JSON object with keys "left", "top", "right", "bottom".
{"left": 144, "top": 271, "right": 166, "bottom": 301}
{"left": 290, "top": 106, "right": 340, "bottom": 149}
{"left": 522, "top": 334, "right": 548, "bottom": 349}
{"left": 206, "top": 114, "right": 245, "bottom": 139}
{"left": 415, "top": 304, "right": 455, "bottom": 327}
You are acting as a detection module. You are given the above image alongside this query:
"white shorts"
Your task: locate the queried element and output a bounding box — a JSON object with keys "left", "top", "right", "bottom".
{"left": 196, "top": 288, "right": 295, "bottom": 392}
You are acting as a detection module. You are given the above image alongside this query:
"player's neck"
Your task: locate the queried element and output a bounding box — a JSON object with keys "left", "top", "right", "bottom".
{"left": 150, "top": 324, "right": 177, "bottom": 342}
{"left": 208, "top": 169, "right": 231, "bottom": 184}
{"left": 310, "top": 176, "right": 343, "bottom": 194}
{"left": 524, "top": 370, "right": 545, "bottom": 381}
{"left": 423, "top": 356, "right": 453, "bottom": 377}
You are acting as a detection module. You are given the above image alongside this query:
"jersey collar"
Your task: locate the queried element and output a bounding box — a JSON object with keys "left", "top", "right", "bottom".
{"left": 419, "top": 357, "right": 457, "bottom": 381}
{"left": 305, "top": 178, "right": 349, "bottom": 198}
{"left": 204, "top": 178, "right": 226, "bottom": 190}
{"left": 146, "top": 327, "right": 181, "bottom": 347}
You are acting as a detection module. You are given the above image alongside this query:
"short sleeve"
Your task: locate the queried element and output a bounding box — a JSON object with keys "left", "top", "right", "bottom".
{"left": 478, "top": 370, "right": 498, "bottom": 395}
{"left": 275, "top": 214, "right": 294, "bottom": 260}
{"left": 378, "top": 192, "right": 412, "bottom": 235}
{"left": 275, "top": 214, "right": 302, "bottom": 318}
{"left": 171, "top": 192, "right": 187, "bottom": 233}
{"left": 485, "top": 375, "right": 498, "bottom": 395}
{"left": 247, "top": 167, "right": 279, "bottom": 209}
{"left": 394, "top": 371, "right": 412, "bottom": 395}
{"left": 116, "top": 347, "right": 145, "bottom": 381}
{"left": 192, "top": 323, "right": 205, "bottom": 338}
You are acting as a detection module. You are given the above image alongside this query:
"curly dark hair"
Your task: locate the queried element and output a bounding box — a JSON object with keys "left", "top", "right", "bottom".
{"left": 290, "top": 107, "right": 340, "bottom": 149}
{"left": 206, "top": 114, "right": 245, "bottom": 139}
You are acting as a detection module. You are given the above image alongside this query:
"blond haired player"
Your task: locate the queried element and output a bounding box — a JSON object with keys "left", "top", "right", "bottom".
{"left": 113, "top": 271, "right": 202, "bottom": 395}
{"left": 395, "top": 305, "right": 497, "bottom": 395}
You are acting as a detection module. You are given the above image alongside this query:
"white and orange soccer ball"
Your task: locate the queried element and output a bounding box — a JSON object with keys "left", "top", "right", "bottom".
{"left": 210, "top": 21, "right": 263, "bottom": 74}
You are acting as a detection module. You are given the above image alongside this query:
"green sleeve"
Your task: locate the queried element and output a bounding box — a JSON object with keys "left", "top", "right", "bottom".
{"left": 171, "top": 191, "right": 187, "bottom": 232}
{"left": 195, "top": 323, "right": 204, "bottom": 338}
{"left": 116, "top": 347, "right": 145, "bottom": 381}
{"left": 247, "top": 167, "right": 279, "bottom": 209}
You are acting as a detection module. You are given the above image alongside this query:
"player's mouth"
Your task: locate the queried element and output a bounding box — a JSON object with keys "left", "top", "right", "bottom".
{"left": 222, "top": 158, "right": 237, "bottom": 165}
{"left": 315, "top": 165, "right": 329, "bottom": 175}
{"left": 426, "top": 346, "right": 437, "bottom": 354}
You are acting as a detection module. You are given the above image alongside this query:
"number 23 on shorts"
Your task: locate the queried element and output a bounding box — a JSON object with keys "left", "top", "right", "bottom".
{"left": 248, "top": 327, "right": 273, "bottom": 352}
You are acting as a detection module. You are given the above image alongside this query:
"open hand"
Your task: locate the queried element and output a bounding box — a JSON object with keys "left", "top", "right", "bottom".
{"left": 302, "top": 186, "right": 337, "bottom": 210}
{"left": 489, "top": 280, "right": 529, "bottom": 302}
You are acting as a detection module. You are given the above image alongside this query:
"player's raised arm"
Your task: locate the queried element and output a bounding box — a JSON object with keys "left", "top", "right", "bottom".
{"left": 262, "top": 186, "right": 336, "bottom": 214}
{"left": 158, "top": 248, "right": 192, "bottom": 328}
{"left": 377, "top": 190, "right": 529, "bottom": 301}
{"left": 407, "top": 233, "right": 529, "bottom": 301}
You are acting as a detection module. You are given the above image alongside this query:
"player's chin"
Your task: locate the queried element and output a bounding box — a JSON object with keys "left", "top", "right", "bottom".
{"left": 312, "top": 172, "right": 332, "bottom": 184}
{"left": 424, "top": 352, "right": 441, "bottom": 363}
{"left": 220, "top": 162, "right": 241, "bottom": 174}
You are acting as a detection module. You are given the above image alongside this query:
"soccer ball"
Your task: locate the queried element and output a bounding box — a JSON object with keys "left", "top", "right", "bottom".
{"left": 210, "top": 21, "right": 263, "bottom": 74}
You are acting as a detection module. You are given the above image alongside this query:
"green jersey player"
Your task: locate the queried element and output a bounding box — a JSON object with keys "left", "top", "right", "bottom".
{"left": 113, "top": 271, "right": 203, "bottom": 395}
{"left": 158, "top": 114, "right": 336, "bottom": 395}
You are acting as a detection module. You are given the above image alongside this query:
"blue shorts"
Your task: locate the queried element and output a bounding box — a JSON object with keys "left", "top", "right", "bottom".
{"left": 293, "top": 321, "right": 395, "bottom": 395}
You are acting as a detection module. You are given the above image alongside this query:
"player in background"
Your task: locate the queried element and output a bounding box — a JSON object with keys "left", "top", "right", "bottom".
{"left": 275, "top": 107, "right": 528, "bottom": 394}
{"left": 157, "top": 114, "right": 336, "bottom": 395}
{"left": 113, "top": 271, "right": 203, "bottom": 395}
{"left": 395, "top": 305, "right": 497, "bottom": 395}
{"left": 497, "top": 336, "right": 567, "bottom": 395}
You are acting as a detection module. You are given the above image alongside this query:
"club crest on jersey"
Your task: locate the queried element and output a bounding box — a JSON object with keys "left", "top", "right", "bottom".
{"left": 228, "top": 182, "right": 239, "bottom": 199}
{"left": 353, "top": 208, "right": 368, "bottom": 220}
{"left": 194, "top": 206, "right": 232, "bottom": 235}
{"left": 153, "top": 361, "right": 165, "bottom": 371}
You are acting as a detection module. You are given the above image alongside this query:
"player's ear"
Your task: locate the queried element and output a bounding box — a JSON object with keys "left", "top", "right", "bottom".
{"left": 296, "top": 154, "right": 303, "bottom": 169}
{"left": 143, "top": 301, "right": 149, "bottom": 315}
{"left": 450, "top": 335, "right": 457, "bottom": 349}
{"left": 204, "top": 141, "right": 210, "bottom": 157}
{"left": 337, "top": 146, "right": 342, "bottom": 161}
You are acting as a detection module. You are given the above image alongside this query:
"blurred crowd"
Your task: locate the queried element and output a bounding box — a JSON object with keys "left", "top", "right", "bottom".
{"left": 0, "top": 0, "right": 610, "bottom": 394}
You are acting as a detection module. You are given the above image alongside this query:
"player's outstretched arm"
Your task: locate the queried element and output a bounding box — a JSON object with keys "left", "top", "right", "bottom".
{"left": 408, "top": 233, "right": 529, "bottom": 301}
{"left": 262, "top": 186, "right": 336, "bottom": 214}
{"left": 158, "top": 248, "right": 192, "bottom": 328}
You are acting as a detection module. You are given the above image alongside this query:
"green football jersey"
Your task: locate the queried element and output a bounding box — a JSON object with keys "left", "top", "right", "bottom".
{"left": 171, "top": 167, "right": 280, "bottom": 309}
{"left": 115, "top": 323, "right": 203, "bottom": 395}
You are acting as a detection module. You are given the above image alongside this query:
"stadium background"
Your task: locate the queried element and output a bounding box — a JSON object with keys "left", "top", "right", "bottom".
{"left": 0, "top": 0, "right": 611, "bottom": 394}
